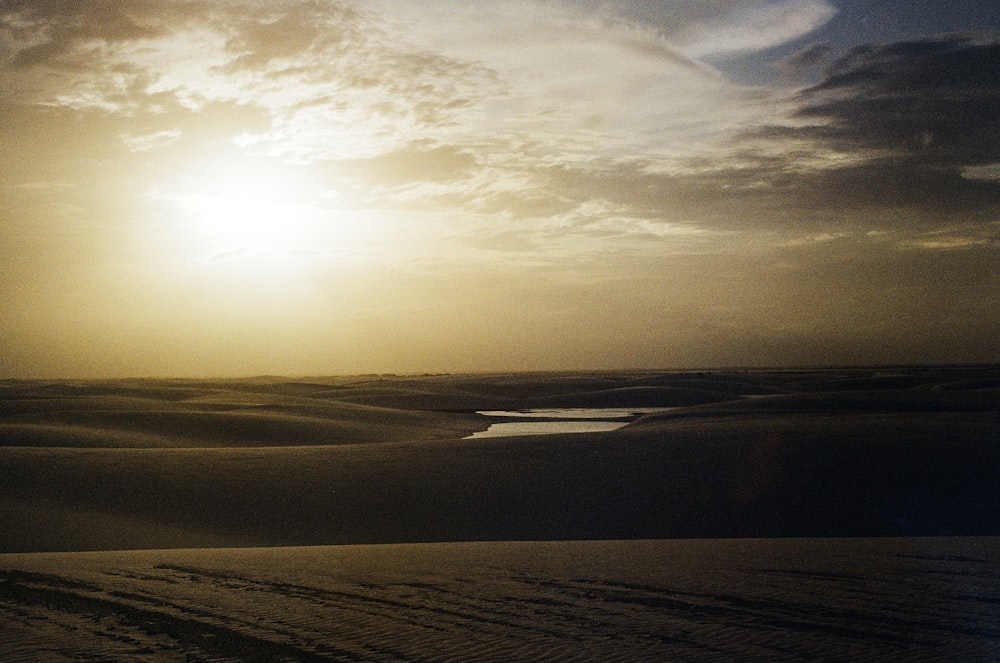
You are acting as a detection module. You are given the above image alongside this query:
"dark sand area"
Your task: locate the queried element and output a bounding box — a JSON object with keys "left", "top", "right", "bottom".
{"left": 1, "top": 367, "right": 998, "bottom": 659}
{"left": 2, "top": 538, "right": 999, "bottom": 661}
{"left": 1, "top": 367, "right": 998, "bottom": 551}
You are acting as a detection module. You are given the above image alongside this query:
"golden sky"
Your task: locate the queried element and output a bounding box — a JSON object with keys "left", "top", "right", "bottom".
{"left": 2, "top": 1, "right": 999, "bottom": 377}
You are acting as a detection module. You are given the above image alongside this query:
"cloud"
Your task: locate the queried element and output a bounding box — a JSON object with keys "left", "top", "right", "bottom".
{"left": 337, "top": 144, "right": 477, "bottom": 186}
{"left": 962, "top": 163, "right": 1000, "bottom": 182}
{"left": 216, "top": 2, "right": 365, "bottom": 73}
{"left": 670, "top": 0, "right": 837, "bottom": 57}
{"left": 2, "top": 0, "right": 174, "bottom": 69}
{"left": 120, "top": 129, "right": 182, "bottom": 152}
{"left": 783, "top": 42, "right": 835, "bottom": 74}
{"left": 795, "top": 37, "right": 1000, "bottom": 167}
{"left": 633, "top": 34, "right": 1000, "bottom": 246}
{"left": 3, "top": 7, "right": 995, "bottom": 258}
{"left": 0, "top": 0, "right": 820, "bottom": 175}
{"left": 311, "top": 24, "right": 1000, "bottom": 260}
{"left": 1, "top": 0, "right": 501, "bottom": 159}
{"left": 361, "top": 0, "right": 744, "bottom": 154}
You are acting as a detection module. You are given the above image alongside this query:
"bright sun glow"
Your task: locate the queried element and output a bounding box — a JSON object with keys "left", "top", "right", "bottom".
{"left": 178, "top": 182, "right": 315, "bottom": 256}
{"left": 149, "top": 152, "right": 384, "bottom": 280}
{"left": 165, "top": 156, "right": 323, "bottom": 260}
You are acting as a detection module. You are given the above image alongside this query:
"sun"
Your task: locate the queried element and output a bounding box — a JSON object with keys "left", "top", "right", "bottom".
{"left": 163, "top": 155, "right": 322, "bottom": 259}
{"left": 148, "top": 151, "right": 352, "bottom": 276}
{"left": 182, "top": 177, "right": 307, "bottom": 257}
{"left": 143, "top": 149, "right": 399, "bottom": 294}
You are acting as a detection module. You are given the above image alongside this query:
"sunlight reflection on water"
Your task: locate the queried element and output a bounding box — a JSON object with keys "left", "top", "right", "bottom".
{"left": 476, "top": 408, "right": 668, "bottom": 419}
{"left": 464, "top": 408, "right": 672, "bottom": 439}
{"left": 465, "top": 420, "right": 629, "bottom": 439}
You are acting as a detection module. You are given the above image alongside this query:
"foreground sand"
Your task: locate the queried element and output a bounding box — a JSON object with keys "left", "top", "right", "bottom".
{"left": 2, "top": 537, "right": 999, "bottom": 661}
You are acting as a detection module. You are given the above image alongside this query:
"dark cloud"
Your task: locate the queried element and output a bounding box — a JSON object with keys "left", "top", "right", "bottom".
{"left": 796, "top": 36, "right": 1000, "bottom": 166}
{"left": 1, "top": 0, "right": 201, "bottom": 69}
{"left": 665, "top": 36, "right": 1000, "bottom": 234}
{"left": 783, "top": 42, "right": 835, "bottom": 74}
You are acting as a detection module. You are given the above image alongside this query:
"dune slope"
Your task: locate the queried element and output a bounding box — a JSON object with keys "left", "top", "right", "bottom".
{"left": 0, "top": 368, "right": 997, "bottom": 552}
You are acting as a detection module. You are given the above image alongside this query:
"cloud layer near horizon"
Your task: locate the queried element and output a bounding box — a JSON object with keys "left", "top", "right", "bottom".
{"left": 1, "top": 0, "right": 998, "bottom": 376}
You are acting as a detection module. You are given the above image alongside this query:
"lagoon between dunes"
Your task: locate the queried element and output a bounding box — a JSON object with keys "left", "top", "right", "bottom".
{"left": 1, "top": 367, "right": 999, "bottom": 660}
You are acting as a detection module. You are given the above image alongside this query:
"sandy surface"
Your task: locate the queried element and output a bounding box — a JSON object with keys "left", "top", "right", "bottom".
{"left": 2, "top": 537, "right": 998, "bottom": 661}
{"left": 1, "top": 367, "right": 998, "bottom": 552}
{"left": 1, "top": 368, "right": 998, "bottom": 659}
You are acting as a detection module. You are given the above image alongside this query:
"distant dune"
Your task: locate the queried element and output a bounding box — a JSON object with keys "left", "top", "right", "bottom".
{"left": 0, "top": 367, "right": 997, "bottom": 552}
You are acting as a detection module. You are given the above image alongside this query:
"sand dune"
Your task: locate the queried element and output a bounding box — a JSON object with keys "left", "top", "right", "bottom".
{"left": 1, "top": 538, "right": 998, "bottom": 661}
{"left": 1, "top": 368, "right": 997, "bottom": 658}
{"left": 0, "top": 386, "right": 483, "bottom": 448}
{"left": 518, "top": 385, "right": 731, "bottom": 408}
{"left": 0, "top": 367, "right": 997, "bottom": 553}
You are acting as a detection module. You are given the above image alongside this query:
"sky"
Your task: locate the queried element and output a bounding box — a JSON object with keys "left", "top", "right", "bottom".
{"left": 1, "top": 0, "right": 998, "bottom": 378}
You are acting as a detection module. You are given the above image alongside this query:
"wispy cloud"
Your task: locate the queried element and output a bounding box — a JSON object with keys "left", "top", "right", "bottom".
{"left": 121, "top": 129, "right": 182, "bottom": 152}
{"left": 671, "top": 0, "right": 837, "bottom": 56}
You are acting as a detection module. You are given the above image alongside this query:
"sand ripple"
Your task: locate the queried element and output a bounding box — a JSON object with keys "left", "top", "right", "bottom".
{"left": 1, "top": 538, "right": 999, "bottom": 661}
